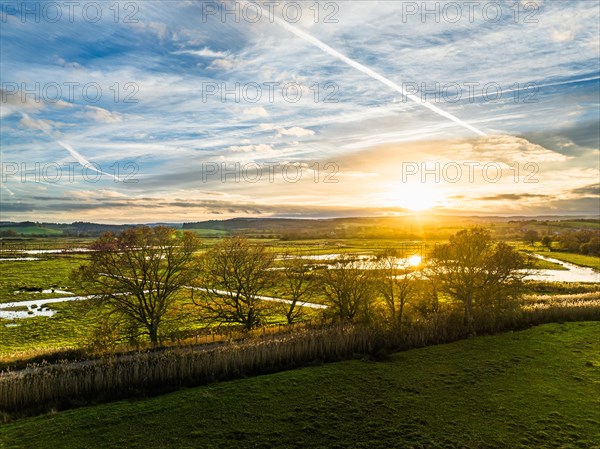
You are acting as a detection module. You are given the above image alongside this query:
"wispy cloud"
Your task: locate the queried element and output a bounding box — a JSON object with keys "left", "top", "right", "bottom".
{"left": 1, "top": 0, "right": 598, "bottom": 221}
{"left": 174, "top": 47, "right": 230, "bottom": 58}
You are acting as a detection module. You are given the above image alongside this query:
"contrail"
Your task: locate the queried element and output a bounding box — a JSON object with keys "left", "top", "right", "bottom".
{"left": 1, "top": 184, "right": 15, "bottom": 196}
{"left": 241, "top": 1, "right": 487, "bottom": 137}
{"left": 21, "top": 113, "right": 119, "bottom": 181}
{"left": 56, "top": 140, "right": 107, "bottom": 177}
{"left": 56, "top": 140, "right": 121, "bottom": 181}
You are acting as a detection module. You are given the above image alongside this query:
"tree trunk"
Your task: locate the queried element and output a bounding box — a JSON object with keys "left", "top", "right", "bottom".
{"left": 464, "top": 298, "right": 475, "bottom": 336}
{"left": 398, "top": 302, "right": 404, "bottom": 335}
{"left": 149, "top": 321, "right": 159, "bottom": 347}
{"left": 245, "top": 309, "right": 255, "bottom": 331}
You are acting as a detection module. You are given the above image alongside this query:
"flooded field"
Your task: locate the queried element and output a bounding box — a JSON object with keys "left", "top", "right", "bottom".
{"left": 0, "top": 249, "right": 597, "bottom": 323}
{"left": 527, "top": 254, "right": 600, "bottom": 283}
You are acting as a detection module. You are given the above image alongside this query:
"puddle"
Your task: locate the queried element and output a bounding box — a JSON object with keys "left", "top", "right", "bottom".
{"left": 0, "top": 295, "right": 95, "bottom": 319}
{"left": 13, "top": 289, "right": 74, "bottom": 295}
{"left": 0, "top": 248, "right": 91, "bottom": 254}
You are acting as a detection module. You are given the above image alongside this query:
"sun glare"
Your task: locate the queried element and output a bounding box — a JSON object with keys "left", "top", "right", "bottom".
{"left": 390, "top": 184, "right": 439, "bottom": 212}
{"left": 408, "top": 255, "right": 422, "bottom": 266}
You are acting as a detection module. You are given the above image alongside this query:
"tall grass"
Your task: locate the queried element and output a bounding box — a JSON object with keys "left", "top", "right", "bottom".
{"left": 0, "top": 325, "right": 374, "bottom": 413}
{"left": 1, "top": 298, "right": 599, "bottom": 414}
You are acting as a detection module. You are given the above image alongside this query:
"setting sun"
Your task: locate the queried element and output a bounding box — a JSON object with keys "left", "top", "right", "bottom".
{"left": 389, "top": 184, "right": 439, "bottom": 211}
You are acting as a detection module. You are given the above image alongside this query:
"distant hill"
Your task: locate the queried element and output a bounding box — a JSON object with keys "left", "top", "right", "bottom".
{"left": 0, "top": 221, "right": 186, "bottom": 237}
{"left": 0, "top": 221, "right": 134, "bottom": 237}
{"left": 0, "top": 216, "right": 597, "bottom": 239}
{"left": 183, "top": 216, "right": 498, "bottom": 240}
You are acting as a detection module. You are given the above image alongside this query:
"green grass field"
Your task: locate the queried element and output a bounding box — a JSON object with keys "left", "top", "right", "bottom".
{"left": 0, "top": 236, "right": 596, "bottom": 360}
{"left": 528, "top": 256, "right": 568, "bottom": 270}
{"left": 1, "top": 321, "right": 598, "bottom": 449}
{"left": 0, "top": 255, "right": 89, "bottom": 303}
{"left": 188, "top": 229, "right": 229, "bottom": 238}
{"left": 0, "top": 300, "right": 92, "bottom": 358}
{"left": 0, "top": 226, "right": 63, "bottom": 236}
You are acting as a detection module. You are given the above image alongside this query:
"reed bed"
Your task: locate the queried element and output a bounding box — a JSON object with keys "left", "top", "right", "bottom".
{"left": 0, "top": 325, "right": 374, "bottom": 412}
{"left": 1, "top": 299, "right": 599, "bottom": 414}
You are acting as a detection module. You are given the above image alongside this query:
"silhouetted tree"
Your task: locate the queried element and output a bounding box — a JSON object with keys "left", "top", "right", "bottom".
{"left": 428, "top": 228, "right": 527, "bottom": 333}
{"left": 374, "top": 249, "right": 418, "bottom": 331}
{"left": 195, "top": 237, "right": 275, "bottom": 330}
{"left": 277, "top": 254, "right": 317, "bottom": 324}
{"left": 319, "top": 255, "right": 375, "bottom": 323}
{"left": 74, "top": 226, "right": 200, "bottom": 346}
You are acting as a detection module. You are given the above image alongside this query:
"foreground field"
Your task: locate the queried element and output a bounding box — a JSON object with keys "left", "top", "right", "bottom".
{"left": 1, "top": 322, "right": 598, "bottom": 449}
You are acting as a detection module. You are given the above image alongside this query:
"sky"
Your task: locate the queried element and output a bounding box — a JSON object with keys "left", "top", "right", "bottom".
{"left": 1, "top": 0, "right": 599, "bottom": 223}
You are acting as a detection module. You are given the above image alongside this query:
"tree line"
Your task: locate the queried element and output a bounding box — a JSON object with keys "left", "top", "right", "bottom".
{"left": 73, "top": 227, "right": 528, "bottom": 347}
{"left": 522, "top": 228, "right": 600, "bottom": 256}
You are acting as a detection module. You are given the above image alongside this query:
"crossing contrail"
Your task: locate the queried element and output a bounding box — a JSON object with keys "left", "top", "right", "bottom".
{"left": 241, "top": 1, "right": 487, "bottom": 137}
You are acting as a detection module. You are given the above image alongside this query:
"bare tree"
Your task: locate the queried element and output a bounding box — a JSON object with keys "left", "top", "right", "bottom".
{"left": 319, "top": 255, "right": 375, "bottom": 323}
{"left": 277, "top": 254, "right": 317, "bottom": 324}
{"left": 74, "top": 226, "right": 200, "bottom": 347}
{"left": 374, "top": 249, "right": 417, "bottom": 331}
{"left": 195, "top": 237, "right": 275, "bottom": 330}
{"left": 428, "top": 227, "right": 527, "bottom": 332}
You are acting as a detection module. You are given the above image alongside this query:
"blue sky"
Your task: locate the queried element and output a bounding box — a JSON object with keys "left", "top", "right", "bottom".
{"left": 1, "top": 0, "right": 599, "bottom": 223}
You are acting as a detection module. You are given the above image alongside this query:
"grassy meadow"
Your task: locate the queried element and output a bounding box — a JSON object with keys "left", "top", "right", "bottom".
{"left": 1, "top": 321, "right": 598, "bottom": 448}
{"left": 0, "top": 232, "right": 598, "bottom": 360}
{"left": 0, "top": 222, "right": 599, "bottom": 449}
{"left": 0, "top": 255, "right": 89, "bottom": 304}
{"left": 0, "top": 301, "right": 92, "bottom": 359}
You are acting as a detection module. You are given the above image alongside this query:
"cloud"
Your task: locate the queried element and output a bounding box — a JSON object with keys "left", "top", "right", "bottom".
{"left": 244, "top": 107, "right": 269, "bottom": 117}
{"left": 338, "top": 134, "right": 568, "bottom": 175}
{"left": 278, "top": 127, "right": 315, "bottom": 137}
{"left": 85, "top": 106, "right": 122, "bottom": 124}
{"left": 19, "top": 116, "right": 57, "bottom": 133}
{"left": 523, "top": 121, "right": 600, "bottom": 156}
{"left": 476, "top": 193, "right": 549, "bottom": 201}
{"left": 552, "top": 30, "right": 575, "bottom": 43}
{"left": 129, "top": 21, "right": 170, "bottom": 42}
{"left": 448, "top": 135, "right": 569, "bottom": 164}
{"left": 259, "top": 124, "right": 277, "bottom": 130}
{"left": 571, "top": 183, "right": 600, "bottom": 197}
{"left": 96, "top": 189, "right": 129, "bottom": 199}
{"left": 1, "top": 1, "right": 598, "bottom": 221}
{"left": 207, "top": 58, "right": 236, "bottom": 71}
{"left": 174, "top": 47, "right": 230, "bottom": 58}
{"left": 227, "top": 144, "right": 274, "bottom": 153}
{"left": 0, "top": 195, "right": 415, "bottom": 220}
{"left": 54, "top": 100, "right": 75, "bottom": 109}
{"left": 55, "top": 56, "right": 83, "bottom": 69}
{"left": 1, "top": 88, "right": 43, "bottom": 118}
